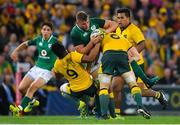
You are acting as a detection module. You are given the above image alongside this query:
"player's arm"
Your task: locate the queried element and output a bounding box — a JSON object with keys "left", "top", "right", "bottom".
{"left": 103, "top": 20, "right": 119, "bottom": 33}
{"left": 132, "top": 26, "right": 146, "bottom": 53}
{"left": 10, "top": 41, "right": 29, "bottom": 62}
{"left": 81, "top": 43, "right": 101, "bottom": 63}
{"left": 136, "top": 40, "right": 145, "bottom": 53}
{"left": 128, "top": 46, "right": 140, "bottom": 62}
{"left": 75, "top": 35, "right": 102, "bottom": 54}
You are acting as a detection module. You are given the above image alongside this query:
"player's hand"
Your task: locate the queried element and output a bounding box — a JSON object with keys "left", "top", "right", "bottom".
{"left": 11, "top": 51, "right": 18, "bottom": 62}
{"left": 92, "top": 35, "right": 102, "bottom": 45}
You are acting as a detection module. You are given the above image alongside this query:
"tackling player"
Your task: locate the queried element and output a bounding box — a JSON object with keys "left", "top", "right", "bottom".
{"left": 51, "top": 40, "right": 101, "bottom": 118}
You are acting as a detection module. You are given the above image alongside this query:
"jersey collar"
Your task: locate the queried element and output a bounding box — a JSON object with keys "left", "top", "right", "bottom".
{"left": 120, "top": 23, "right": 131, "bottom": 31}
{"left": 42, "top": 35, "right": 53, "bottom": 43}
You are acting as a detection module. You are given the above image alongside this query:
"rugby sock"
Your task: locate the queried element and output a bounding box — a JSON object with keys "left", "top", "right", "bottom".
{"left": 108, "top": 92, "right": 116, "bottom": 118}
{"left": 130, "top": 60, "right": 152, "bottom": 86}
{"left": 94, "top": 94, "right": 101, "bottom": 117}
{"left": 81, "top": 95, "right": 90, "bottom": 114}
{"left": 99, "top": 89, "right": 109, "bottom": 116}
{"left": 131, "top": 86, "right": 143, "bottom": 107}
{"left": 21, "top": 96, "right": 32, "bottom": 109}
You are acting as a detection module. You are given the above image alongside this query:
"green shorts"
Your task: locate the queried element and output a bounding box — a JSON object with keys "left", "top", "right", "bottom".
{"left": 101, "top": 50, "right": 130, "bottom": 76}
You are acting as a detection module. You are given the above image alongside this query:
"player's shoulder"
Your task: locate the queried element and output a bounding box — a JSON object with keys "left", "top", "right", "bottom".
{"left": 71, "top": 25, "right": 80, "bottom": 34}
{"left": 129, "top": 23, "right": 141, "bottom": 30}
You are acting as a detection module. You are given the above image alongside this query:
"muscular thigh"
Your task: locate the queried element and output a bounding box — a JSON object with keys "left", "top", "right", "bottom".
{"left": 111, "top": 76, "right": 125, "bottom": 92}
{"left": 18, "top": 75, "right": 34, "bottom": 93}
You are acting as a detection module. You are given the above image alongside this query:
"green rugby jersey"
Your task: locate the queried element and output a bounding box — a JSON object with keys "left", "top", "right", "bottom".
{"left": 28, "top": 35, "right": 57, "bottom": 71}
{"left": 70, "top": 18, "right": 105, "bottom": 46}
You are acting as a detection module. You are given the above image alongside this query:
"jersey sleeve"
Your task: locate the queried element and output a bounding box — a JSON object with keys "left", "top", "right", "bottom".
{"left": 27, "top": 36, "right": 39, "bottom": 46}
{"left": 123, "top": 36, "right": 133, "bottom": 50}
{"left": 53, "top": 60, "right": 59, "bottom": 73}
{"left": 131, "top": 27, "right": 145, "bottom": 44}
{"left": 71, "top": 51, "right": 83, "bottom": 63}
{"left": 70, "top": 30, "right": 84, "bottom": 46}
{"left": 91, "top": 18, "right": 105, "bottom": 28}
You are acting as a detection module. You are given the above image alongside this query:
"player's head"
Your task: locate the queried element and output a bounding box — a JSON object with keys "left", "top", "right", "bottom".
{"left": 41, "top": 22, "right": 53, "bottom": 40}
{"left": 76, "top": 11, "right": 90, "bottom": 31}
{"left": 116, "top": 8, "right": 131, "bottom": 28}
{"left": 51, "top": 42, "right": 68, "bottom": 59}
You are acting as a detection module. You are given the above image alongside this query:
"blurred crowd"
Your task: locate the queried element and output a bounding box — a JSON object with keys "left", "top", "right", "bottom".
{"left": 0, "top": 0, "right": 180, "bottom": 115}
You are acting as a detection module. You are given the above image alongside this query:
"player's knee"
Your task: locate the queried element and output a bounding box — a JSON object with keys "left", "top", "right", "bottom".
{"left": 122, "top": 71, "right": 136, "bottom": 85}
{"left": 18, "top": 85, "right": 26, "bottom": 94}
{"left": 60, "top": 83, "right": 70, "bottom": 94}
{"left": 98, "top": 73, "right": 112, "bottom": 84}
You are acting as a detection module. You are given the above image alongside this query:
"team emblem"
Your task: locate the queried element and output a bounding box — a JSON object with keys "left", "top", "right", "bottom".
{"left": 39, "top": 42, "right": 43, "bottom": 46}
{"left": 41, "top": 50, "right": 47, "bottom": 56}
{"left": 91, "top": 25, "right": 96, "bottom": 30}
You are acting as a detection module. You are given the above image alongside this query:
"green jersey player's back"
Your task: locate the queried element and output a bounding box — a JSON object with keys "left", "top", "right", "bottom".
{"left": 70, "top": 18, "right": 105, "bottom": 46}
{"left": 28, "top": 35, "right": 57, "bottom": 71}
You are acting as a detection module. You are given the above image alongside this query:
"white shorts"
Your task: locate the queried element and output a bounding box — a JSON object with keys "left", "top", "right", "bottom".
{"left": 26, "top": 66, "right": 53, "bottom": 83}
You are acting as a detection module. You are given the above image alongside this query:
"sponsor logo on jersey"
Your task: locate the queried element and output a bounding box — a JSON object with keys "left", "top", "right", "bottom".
{"left": 41, "top": 50, "right": 47, "bottom": 56}
{"left": 39, "top": 42, "right": 43, "bottom": 46}
{"left": 91, "top": 25, "right": 96, "bottom": 31}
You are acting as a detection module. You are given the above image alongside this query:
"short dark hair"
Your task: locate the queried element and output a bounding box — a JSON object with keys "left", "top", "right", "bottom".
{"left": 116, "top": 8, "right": 131, "bottom": 17}
{"left": 41, "top": 21, "right": 54, "bottom": 30}
{"left": 76, "top": 11, "right": 89, "bottom": 21}
{"left": 51, "top": 42, "right": 67, "bottom": 59}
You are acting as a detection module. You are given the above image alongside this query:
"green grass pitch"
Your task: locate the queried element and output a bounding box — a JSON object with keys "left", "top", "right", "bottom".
{"left": 0, "top": 116, "right": 180, "bottom": 124}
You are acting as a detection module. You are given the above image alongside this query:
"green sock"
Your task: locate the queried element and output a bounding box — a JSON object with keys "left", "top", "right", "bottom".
{"left": 21, "top": 96, "right": 32, "bottom": 109}
{"left": 94, "top": 94, "right": 101, "bottom": 117}
{"left": 61, "top": 92, "right": 79, "bottom": 107}
{"left": 81, "top": 95, "right": 90, "bottom": 114}
{"left": 133, "top": 93, "right": 143, "bottom": 107}
{"left": 131, "top": 60, "right": 150, "bottom": 85}
{"left": 99, "top": 89, "right": 109, "bottom": 116}
{"left": 108, "top": 98, "right": 116, "bottom": 118}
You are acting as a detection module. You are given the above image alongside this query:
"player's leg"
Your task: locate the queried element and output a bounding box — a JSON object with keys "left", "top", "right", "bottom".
{"left": 9, "top": 67, "right": 36, "bottom": 116}
{"left": 60, "top": 83, "right": 87, "bottom": 118}
{"left": 98, "top": 73, "right": 111, "bottom": 119}
{"left": 121, "top": 71, "right": 151, "bottom": 119}
{"left": 18, "top": 66, "right": 38, "bottom": 94}
{"left": 130, "top": 59, "right": 159, "bottom": 88}
{"left": 9, "top": 77, "right": 45, "bottom": 116}
{"left": 138, "top": 81, "right": 168, "bottom": 109}
{"left": 111, "top": 76, "right": 125, "bottom": 115}
{"left": 137, "top": 64, "right": 168, "bottom": 109}
{"left": 21, "top": 67, "right": 52, "bottom": 112}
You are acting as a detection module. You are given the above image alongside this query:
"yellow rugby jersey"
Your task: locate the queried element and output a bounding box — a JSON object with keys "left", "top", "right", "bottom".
{"left": 101, "top": 33, "right": 132, "bottom": 53}
{"left": 116, "top": 23, "right": 145, "bottom": 64}
{"left": 53, "top": 51, "right": 92, "bottom": 92}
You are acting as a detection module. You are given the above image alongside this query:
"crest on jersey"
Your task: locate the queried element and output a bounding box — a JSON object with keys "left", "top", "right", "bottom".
{"left": 48, "top": 44, "right": 52, "bottom": 48}
{"left": 83, "top": 32, "right": 88, "bottom": 37}
{"left": 91, "top": 25, "right": 96, "bottom": 31}
{"left": 39, "top": 42, "right": 43, "bottom": 46}
{"left": 41, "top": 50, "right": 47, "bottom": 56}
